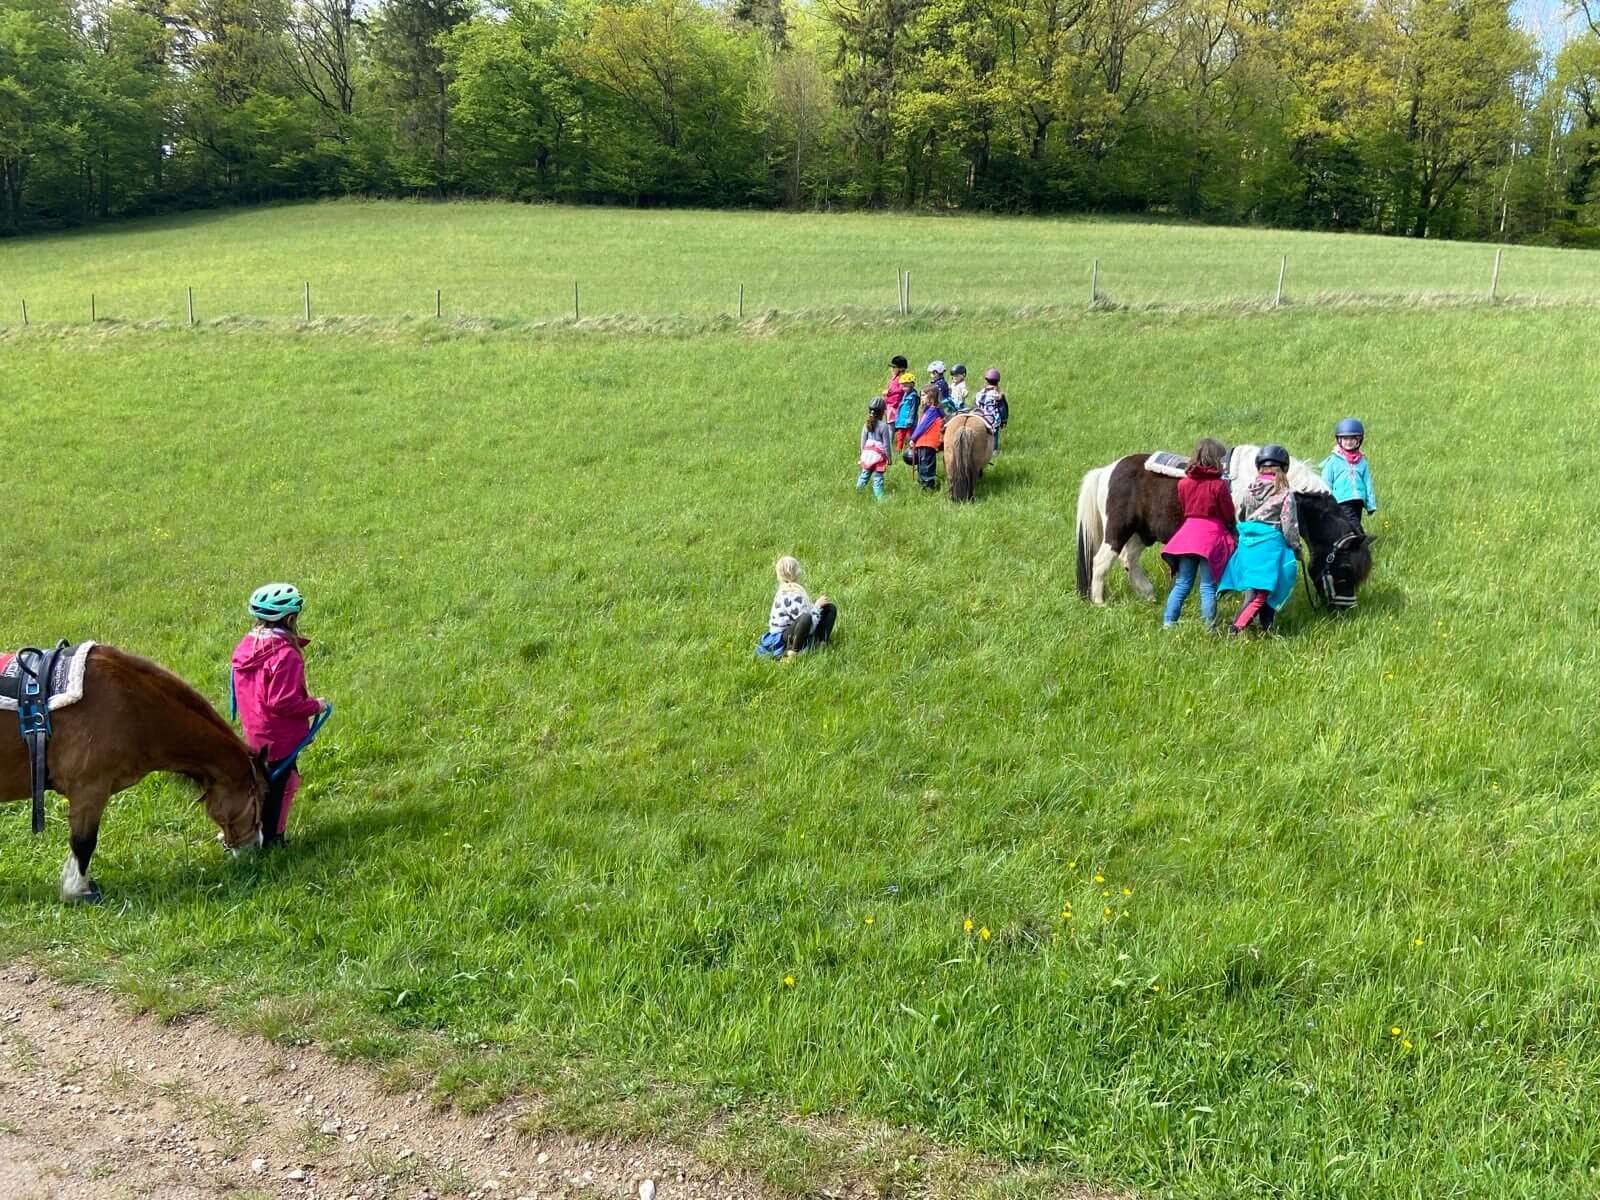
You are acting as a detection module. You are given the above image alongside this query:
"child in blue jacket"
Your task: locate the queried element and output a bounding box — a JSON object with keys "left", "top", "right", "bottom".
{"left": 1320, "top": 417, "right": 1376, "bottom": 529}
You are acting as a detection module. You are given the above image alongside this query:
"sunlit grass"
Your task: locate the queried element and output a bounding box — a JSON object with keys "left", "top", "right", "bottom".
{"left": 3, "top": 199, "right": 1600, "bottom": 325}
{"left": 2, "top": 262, "right": 1600, "bottom": 1198}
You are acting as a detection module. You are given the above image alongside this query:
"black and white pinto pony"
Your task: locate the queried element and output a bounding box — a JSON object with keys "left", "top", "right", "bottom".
{"left": 1075, "top": 445, "right": 1374, "bottom": 611}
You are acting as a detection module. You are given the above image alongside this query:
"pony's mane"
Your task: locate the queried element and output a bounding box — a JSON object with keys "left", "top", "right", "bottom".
{"left": 1293, "top": 488, "right": 1359, "bottom": 538}
{"left": 98, "top": 646, "right": 242, "bottom": 745}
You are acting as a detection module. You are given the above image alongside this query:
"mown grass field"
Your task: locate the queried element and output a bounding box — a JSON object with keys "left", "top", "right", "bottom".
{"left": 3, "top": 204, "right": 1600, "bottom": 1199}
{"left": 5, "top": 199, "right": 1600, "bottom": 323}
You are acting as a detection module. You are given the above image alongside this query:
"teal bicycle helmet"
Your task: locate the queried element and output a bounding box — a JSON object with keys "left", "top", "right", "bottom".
{"left": 248, "top": 583, "right": 304, "bottom": 621}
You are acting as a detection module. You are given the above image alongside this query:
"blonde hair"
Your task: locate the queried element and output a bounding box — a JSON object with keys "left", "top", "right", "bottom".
{"left": 775, "top": 556, "right": 802, "bottom": 586}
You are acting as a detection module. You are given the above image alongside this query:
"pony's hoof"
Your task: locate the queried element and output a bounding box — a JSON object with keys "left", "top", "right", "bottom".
{"left": 63, "top": 881, "right": 102, "bottom": 905}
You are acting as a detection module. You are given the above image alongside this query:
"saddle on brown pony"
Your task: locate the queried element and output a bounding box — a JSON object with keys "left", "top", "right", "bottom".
{"left": 0, "top": 640, "right": 89, "bottom": 835}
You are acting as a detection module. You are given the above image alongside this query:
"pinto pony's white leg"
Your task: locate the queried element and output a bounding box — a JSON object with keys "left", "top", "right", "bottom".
{"left": 59, "top": 853, "right": 99, "bottom": 904}
{"left": 1091, "top": 544, "right": 1119, "bottom": 604}
{"left": 1121, "top": 536, "right": 1158, "bottom": 601}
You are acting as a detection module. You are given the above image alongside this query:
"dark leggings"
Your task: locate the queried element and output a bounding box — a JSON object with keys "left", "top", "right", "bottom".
{"left": 783, "top": 603, "right": 837, "bottom": 652}
{"left": 1339, "top": 499, "right": 1365, "bottom": 529}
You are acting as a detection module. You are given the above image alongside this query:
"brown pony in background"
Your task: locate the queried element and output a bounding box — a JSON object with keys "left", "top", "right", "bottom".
{"left": 0, "top": 646, "right": 263, "bottom": 903}
{"left": 944, "top": 411, "right": 994, "bottom": 502}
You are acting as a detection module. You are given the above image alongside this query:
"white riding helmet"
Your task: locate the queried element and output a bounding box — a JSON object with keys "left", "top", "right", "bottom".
{"left": 927, "top": 360, "right": 946, "bottom": 375}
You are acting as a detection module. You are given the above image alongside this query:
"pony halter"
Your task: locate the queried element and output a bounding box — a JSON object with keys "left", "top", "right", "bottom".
{"left": 1317, "top": 533, "right": 1363, "bottom": 610}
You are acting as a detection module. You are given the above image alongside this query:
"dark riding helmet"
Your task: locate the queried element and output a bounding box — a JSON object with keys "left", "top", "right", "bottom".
{"left": 868, "top": 396, "right": 886, "bottom": 416}
{"left": 890, "top": 355, "right": 909, "bottom": 370}
{"left": 1335, "top": 417, "right": 1365, "bottom": 439}
{"left": 1255, "top": 444, "right": 1290, "bottom": 470}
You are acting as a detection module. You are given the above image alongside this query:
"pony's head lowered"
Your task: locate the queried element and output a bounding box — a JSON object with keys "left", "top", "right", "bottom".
{"left": 1294, "top": 492, "right": 1374, "bottom": 611}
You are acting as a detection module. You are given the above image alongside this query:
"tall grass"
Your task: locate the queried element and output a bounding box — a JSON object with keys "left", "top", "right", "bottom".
{"left": 3, "top": 297, "right": 1599, "bottom": 1197}
{"left": 4, "top": 200, "right": 1600, "bottom": 325}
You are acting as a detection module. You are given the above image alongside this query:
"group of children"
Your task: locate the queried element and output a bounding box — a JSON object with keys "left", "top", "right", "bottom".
{"left": 1162, "top": 420, "right": 1377, "bottom": 634}
{"left": 856, "top": 356, "right": 1009, "bottom": 497}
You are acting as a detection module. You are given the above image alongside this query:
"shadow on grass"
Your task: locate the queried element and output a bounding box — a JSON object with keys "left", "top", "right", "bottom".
{"left": 0, "top": 799, "right": 444, "bottom": 908}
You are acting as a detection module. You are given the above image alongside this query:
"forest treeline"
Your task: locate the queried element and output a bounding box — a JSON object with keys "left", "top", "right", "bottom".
{"left": 6, "top": 0, "right": 1600, "bottom": 242}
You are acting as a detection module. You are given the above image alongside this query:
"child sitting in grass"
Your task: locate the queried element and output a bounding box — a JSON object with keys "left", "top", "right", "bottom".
{"left": 756, "top": 556, "right": 837, "bottom": 659}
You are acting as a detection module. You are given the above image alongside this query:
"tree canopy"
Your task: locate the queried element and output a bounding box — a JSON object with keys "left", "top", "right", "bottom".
{"left": 2, "top": 0, "right": 1587, "bottom": 243}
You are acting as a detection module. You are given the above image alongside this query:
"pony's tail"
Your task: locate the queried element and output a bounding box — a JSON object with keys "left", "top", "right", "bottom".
{"left": 949, "top": 425, "right": 975, "bottom": 502}
{"left": 1075, "top": 466, "right": 1105, "bottom": 597}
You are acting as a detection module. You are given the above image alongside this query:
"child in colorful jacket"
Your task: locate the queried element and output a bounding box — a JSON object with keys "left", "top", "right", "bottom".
{"left": 230, "top": 583, "right": 328, "bottom": 846}
{"left": 974, "top": 368, "right": 1006, "bottom": 451}
{"left": 1160, "top": 438, "right": 1237, "bottom": 629}
{"left": 926, "top": 361, "right": 952, "bottom": 412}
{"left": 910, "top": 385, "right": 945, "bottom": 490}
{"left": 1217, "top": 445, "right": 1300, "bottom": 634}
{"left": 1320, "top": 417, "right": 1376, "bottom": 529}
{"left": 857, "top": 397, "right": 891, "bottom": 500}
{"left": 884, "top": 355, "right": 910, "bottom": 429}
{"left": 948, "top": 364, "right": 969, "bottom": 412}
{"left": 892, "top": 367, "right": 919, "bottom": 450}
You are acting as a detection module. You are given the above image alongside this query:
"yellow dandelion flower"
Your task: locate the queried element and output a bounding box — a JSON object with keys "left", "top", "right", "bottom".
{"left": 1068, "top": 860, "right": 1077, "bottom": 870}
{"left": 1150, "top": 983, "right": 1160, "bottom": 991}
{"left": 783, "top": 975, "right": 795, "bottom": 987}
{"left": 864, "top": 915, "right": 874, "bottom": 925}
{"left": 1093, "top": 874, "right": 1105, "bottom": 883}
{"left": 963, "top": 918, "right": 974, "bottom": 933}
{"left": 1412, "top": 937, "right": 1423, "bottom": 946}
{"left": 1122, "top": 888, "right": 1132, "bottom": 896}
{"left": 979, "top": 926, "right": 991, "bottom": 941}
{"left": 1402, "top": 1040, "right": 1413, "bottom": 1050}
{"left": 1102, "top": 890, "right": 1110, "bottom": 897}
{"left": 1390, "top": 1026, "right": 1401, "bottom": 1037}
{"left": 1103, "top": 906, "right": 1112, "bottom": 916}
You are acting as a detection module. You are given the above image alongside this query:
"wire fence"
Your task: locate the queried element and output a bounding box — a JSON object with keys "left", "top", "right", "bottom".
{"left": 2, "top": 247, "right": 1563, "bottom": 329}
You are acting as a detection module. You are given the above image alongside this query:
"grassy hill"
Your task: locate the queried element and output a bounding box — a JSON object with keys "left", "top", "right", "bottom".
{"left": 4, "top": 200, "right": 1600, "bottom": 324}
{"left": 3, "top": 204, "right": 1600, "bottom": 1199}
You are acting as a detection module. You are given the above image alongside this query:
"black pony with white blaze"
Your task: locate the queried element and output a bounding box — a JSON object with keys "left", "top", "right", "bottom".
{"left": 1074, "top": 444, "right": 1374, "bottom": 611}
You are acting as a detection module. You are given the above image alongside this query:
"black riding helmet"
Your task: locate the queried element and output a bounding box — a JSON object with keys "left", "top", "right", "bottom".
{"left": 1256, "top": 444, "right": 1290, "bottom": 470}
{"left": 890, "top": 355, "right": 909, "bottom": 370}
{"left": 868, "top": 397, "right": 887, "bottom": 416}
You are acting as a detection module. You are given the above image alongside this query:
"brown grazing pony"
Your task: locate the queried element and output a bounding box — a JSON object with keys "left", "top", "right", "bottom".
{"left": 0, "top": 646, "right": 263, "bottom": 903}
{"left": 944, "top": 411, "right": 994, "bottom": 502}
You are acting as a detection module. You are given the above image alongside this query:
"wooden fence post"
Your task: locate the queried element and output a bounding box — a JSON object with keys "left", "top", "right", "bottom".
{"left": 436, "top": 289, "right": 442, "bottom": 318}
{"left": 186, "top": 287, "right": 194, "bottom": 326}
{"left": 738, "top": 283, "right": 744, "bottom": 319}
{"left": 1090, "top": 260, "right": 1099, "bottom": 304}
{"left": 905, "top": 270, "right": 911, "bottom": 316}
{"left": 303, "top": 281, "right": 311, "bottom": 322}
{"left": 1489, "top": 248, "right": 1503, "bottom": 302}
{"left": 1275, "top": 256, "right": 1286, "bottom": 309}
{"left": 19, "top": 299, "right": 26, "bottom": 326}
{"left": 573, "top": 281, "right": 580, "bottom": 321}
{"left": 90, "top": 293, "right": 96, "bottom": 323}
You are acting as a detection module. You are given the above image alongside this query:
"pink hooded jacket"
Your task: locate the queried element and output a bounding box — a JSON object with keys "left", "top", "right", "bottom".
{"left": 230, "top": 628, "right": 322, "bottom": 759}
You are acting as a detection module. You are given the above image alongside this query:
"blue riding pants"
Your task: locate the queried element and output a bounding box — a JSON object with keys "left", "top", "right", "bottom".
{"left": 1163, "top": 555, "right": 1216, "bottom": 626}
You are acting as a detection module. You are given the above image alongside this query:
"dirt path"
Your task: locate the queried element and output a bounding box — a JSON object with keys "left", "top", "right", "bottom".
{"left": 0, "top": 962, "right": 774, "bottom": 1200}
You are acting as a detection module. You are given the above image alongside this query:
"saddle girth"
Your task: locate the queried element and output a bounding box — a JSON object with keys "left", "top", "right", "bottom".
{"left": 12, "top": 640, "right": 69, "bottom": 835}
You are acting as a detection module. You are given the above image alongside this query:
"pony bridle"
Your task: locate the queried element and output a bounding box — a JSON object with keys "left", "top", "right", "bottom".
{"left": 1317, "top": 533, "right": 1363, "bottom": 610}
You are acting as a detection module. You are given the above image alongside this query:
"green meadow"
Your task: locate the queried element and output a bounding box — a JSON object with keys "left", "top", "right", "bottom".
{"left": 4, "top": 199, "right": 1600, "bottom": 323}
{"left": 3, "top": 205, "right": 1600, "bottom": 1199}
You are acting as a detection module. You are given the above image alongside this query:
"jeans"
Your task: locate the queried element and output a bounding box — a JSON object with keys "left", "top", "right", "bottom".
{"left": 1339, "top": 498, "right": 1365, "bottom": 529}
{"left": 1163, "top": 555, "right": 1215, "bottom": 626}
{"left": 855, "top": 467, "right": 885, "bottom": 498}
{"left": 915, "top": 446, "right": 938, "bottom": 489}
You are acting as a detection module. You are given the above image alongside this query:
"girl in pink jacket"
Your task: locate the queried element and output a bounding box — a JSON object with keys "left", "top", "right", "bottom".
{"left": 231, "top": 583, "right": 326, "bottom": 847}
